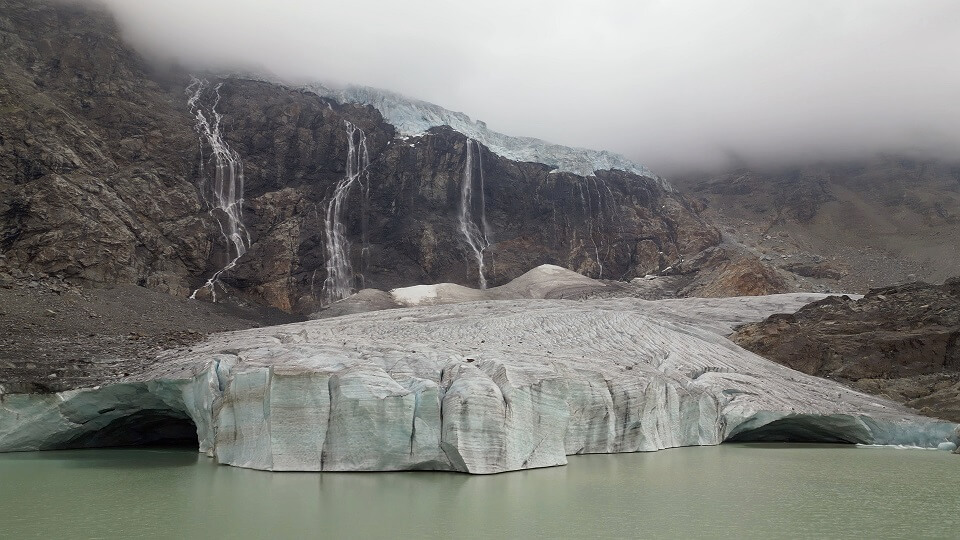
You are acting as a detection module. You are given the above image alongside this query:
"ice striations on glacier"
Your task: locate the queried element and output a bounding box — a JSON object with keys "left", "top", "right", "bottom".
{"left": 1, "top": 273, "right": 954, "bottom": 474}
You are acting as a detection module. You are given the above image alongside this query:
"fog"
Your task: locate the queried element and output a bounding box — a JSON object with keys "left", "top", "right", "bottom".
{"left": 97, "top": 0, "right": 960, "bottom": 176}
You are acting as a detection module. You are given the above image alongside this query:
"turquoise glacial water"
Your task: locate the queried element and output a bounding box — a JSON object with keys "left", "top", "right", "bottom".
{"left": 0, "top": 444, "right": 956, "bottom": 539}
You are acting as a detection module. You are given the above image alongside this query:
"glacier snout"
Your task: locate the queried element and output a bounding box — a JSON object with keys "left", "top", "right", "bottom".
{"left": 1, "top": 297, "right": 955, "bottom": 473}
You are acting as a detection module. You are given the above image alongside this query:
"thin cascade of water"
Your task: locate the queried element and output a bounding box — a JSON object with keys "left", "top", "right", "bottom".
{"left": 476, "top": 144, "right": 494, "bottom": 277}
{"left": 186, "top": 77, "right": 251, "bottom": 302}
{"left": 359, "top": 140, "right": 373, "bottom": 290}
{"left": 577, "top": 179, "right": 603, "bottom": 278}
{"left": 597, "top": 177, "right": 628, "bottom": 276}
{"left": 598, "top": 178, "right": 624, "bottom": 233}
{"left": 459, "top": 139, "right": 491, "bottom": 289}
{"left": 321, "top": 121, "right": 370, "bottom": 305}
{"left": 475, "top": 143, "right": 492, "bottom": 246}
{"left": 590, "top": 176, "right": 621, "bottom": 270}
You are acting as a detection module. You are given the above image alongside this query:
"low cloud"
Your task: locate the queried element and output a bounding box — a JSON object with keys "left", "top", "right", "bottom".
{"left": 97, "top": 0, "right": 960, "bottom": 175}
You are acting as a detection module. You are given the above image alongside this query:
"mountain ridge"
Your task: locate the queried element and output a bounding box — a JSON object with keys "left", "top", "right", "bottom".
{"left": 673, "top": 155, "right": 960, "bottom": 293}
{"left": 0, "top": 0, "right": 722, "bottom": 316}
{"left": 225, "top": 73, "right": 664, "bottom": 183}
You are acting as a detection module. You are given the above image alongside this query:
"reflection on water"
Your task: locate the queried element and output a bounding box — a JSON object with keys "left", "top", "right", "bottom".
{"left": 0, "top": 444, "right": 957, "bottom": 539}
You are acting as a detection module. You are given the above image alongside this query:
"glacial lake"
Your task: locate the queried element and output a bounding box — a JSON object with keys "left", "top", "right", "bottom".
{"left": 0, "top": 444, "right": 956, "bottom": 539}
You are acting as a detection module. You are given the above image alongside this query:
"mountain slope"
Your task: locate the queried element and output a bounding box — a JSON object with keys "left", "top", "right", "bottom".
{"left": 674, "top": 156, "right": 960, "bottom": 292}
{"left": 732, "top": 279, "right": 960, "bottom": 422}
{"left": 0, "top": 0, "right": 722, "bottom": 315}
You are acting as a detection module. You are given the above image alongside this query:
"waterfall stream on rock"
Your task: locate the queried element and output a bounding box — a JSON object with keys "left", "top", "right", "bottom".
{"left": 186, "top": 78, "right": 250, "bottom": 302}
{"left": 321, "top": 121, "right": 370, "bottom": 305}
{"left": 573, "top": 175, "right": 626, "bottom": 279}
{"left": 459, "top": 139, "right": 492, "bottom": 289}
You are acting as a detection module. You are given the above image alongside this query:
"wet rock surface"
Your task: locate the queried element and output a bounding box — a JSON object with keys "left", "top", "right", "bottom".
{"left": 732, "top": 279, "right": 960, "bottom": 422}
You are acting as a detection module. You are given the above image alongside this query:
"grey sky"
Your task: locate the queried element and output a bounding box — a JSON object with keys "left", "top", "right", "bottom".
{"left": 98, "top": 0, "right": 960, "bottom": 175}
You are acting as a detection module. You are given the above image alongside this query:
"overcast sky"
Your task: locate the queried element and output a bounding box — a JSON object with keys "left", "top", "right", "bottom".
{"left": 98, "top": 0, "right": 960, "bottom": 176}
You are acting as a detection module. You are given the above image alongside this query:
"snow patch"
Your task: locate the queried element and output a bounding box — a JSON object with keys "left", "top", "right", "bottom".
{"left": 390, "top": 284, "right": 439, "bottom": 306}
{"left": 536, "top": 264, "right": 569, "bottom": 274}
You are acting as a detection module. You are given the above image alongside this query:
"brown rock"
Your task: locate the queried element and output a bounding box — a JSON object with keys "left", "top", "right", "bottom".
{"left": 731, "top": 279, "right": 960, "bottom": 421}
{"left": 686, "top": 256, "right": 789, "bottom": 297}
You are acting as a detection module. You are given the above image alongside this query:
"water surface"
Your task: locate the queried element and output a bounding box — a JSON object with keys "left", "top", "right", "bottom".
{"left": 1, "top": 444, "right": 956, "bottom": 539}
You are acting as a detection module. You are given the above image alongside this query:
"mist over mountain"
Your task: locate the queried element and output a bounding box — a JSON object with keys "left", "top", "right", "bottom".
{"left": 92, "top": 0, "right": 960, "bottom": 176}
{"left": 1, "top": 0, "right": 959, "bottom": 514}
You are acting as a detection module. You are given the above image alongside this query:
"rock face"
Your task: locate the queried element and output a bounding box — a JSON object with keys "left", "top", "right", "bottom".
{"left": 674, "top": 156, "right": 960, "bottom": 293}
{"left": 0, "top": 0, "right": 207, "bottom": 295}
{"left": 0, "top": 0, "right": 722, "bottom": 315}
{"left": 732, "top": 279, "right": 960, "bottom": 422}
{"left": 1, "top": 294, "right": 954, "bottom": 473}
{"left": 677, "top": 247, "right": 791, "bottom": 298}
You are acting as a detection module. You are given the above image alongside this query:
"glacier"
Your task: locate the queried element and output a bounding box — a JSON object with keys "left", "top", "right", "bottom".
{"left": 297, "top": 82, "right": 668, "bottom": 186}
{"left": 1, "top": 271, "right": 955, "bottom": 473}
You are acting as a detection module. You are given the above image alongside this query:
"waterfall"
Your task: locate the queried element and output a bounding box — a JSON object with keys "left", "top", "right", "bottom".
{"left": 590, "top": 176, "right": 622, "bottom": 275}
{"left": 568, "top": 176, "right": 628, "bottom": 279}
{"left": 459, "top": 139, "right": 491, "bottom": 289}
{"left": 321, "top": 121, "right": 370, "bottom": 305}
{"left": 476, "top": 142, "right": 493, "bottom": 277}
{"left": 576, "top": 180, "right": 603, "bottom": 279}
{"left": 186, "top": 77, "right": 250, "bottom": 302}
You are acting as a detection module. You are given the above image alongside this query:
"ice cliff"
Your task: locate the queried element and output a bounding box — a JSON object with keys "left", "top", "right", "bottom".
{"left": 299, "top": 83, "right": 667, "bottom": 186}
{"left": 1, "top": 275, "right": 955, "bottom": 473}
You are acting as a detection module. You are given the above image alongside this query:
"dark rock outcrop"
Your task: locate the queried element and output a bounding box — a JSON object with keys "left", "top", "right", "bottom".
{"left": 0, "top": 0, "right": 207, "bottom": 296}
{"left": 731, "top": 279, "right": 960, "bottom": 422}
{"left": 0, "top": 0, "right": 722, "bottom": 314}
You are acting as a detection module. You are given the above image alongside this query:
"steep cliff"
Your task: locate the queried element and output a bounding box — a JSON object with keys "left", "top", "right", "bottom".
{"left": 0, "top": 0, "right": 722, "bottom": 315}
